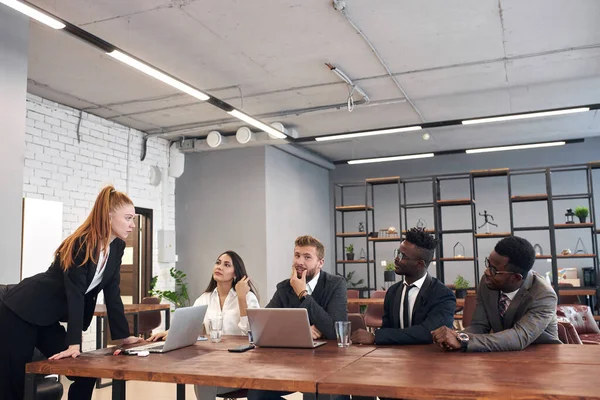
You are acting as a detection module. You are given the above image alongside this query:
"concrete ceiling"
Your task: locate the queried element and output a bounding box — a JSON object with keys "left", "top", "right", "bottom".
{"left": 24, "top": 0, "right": 600, "bottom": 162}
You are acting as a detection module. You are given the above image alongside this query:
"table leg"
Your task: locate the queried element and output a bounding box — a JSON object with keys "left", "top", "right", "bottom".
{"left": 133, "top": 313, "right": 139, "bottom": 337}
{"left": 24, "top": 373, "right": 38, "bottom": 400}
{"left": 96, "top": 315, "right": 114, "bottom": 389}
{"left": 112, "top": 379, "right": 126, "bottom": 400}
{"left": 103, "top": 317, "right": 109, "bottom": 348}
{"left": 177, "top": 383, "right": 186, "bottom": 400}
{"left": 165, "top": 309, "right": 171, "bottom": 329}
{"left": 96, "top": 316, "right": 102, "bottom": 349}
{"left": 96, "top": 316, "right": 108, "bottom": 389}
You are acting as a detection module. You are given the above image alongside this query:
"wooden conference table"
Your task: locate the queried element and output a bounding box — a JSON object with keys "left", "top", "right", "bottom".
{"left": 25, "top": 336, "right": 600, "bottom": 399}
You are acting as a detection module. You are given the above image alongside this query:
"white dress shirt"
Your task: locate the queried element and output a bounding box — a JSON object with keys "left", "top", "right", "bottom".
{"left": 306, "top": 271, "right": 321, "bottom": 295}
{"left": 501, "top": 287, "right": 520, "bottom": 307}
{"left": 193, "top": 288, "right": 259, "bottom": 336}
{"left": 399, "top": 273, "right": 428, "bottom": 329}
{"left": 86, "top": 248, "right": 109, "bottom": 294}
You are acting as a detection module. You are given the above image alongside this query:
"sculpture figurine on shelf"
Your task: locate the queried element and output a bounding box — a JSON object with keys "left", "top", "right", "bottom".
{"left": 358, "top": 222, "right": 365, "bottom": 233}
{"left": 574, "top": 237, "right": 587, "bottom": 254}
{"left": 453, "top": 242, "right": 465, "bottom": 258}
{"left": 359, "top": 248, "right": 366, "bottom": 260}
{"left": 478, "top": 210, "right": 498, "bottom": 234}
{"left": 533, "top": 244, "right": 543, "bottom": 256}
{"left": 561, "top": 249, "right": 572, "bottom": 256}
{"left": 416, "top": 218, "right": 427, "bottom": 229}
{"left": 565, "top": 208, "right": 575, "bottom": 224}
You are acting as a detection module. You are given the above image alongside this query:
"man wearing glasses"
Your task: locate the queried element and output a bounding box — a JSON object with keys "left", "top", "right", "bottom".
{"left": 432, "top": 236, "right": 561, "bottom": 352}
{"left": 351, "top": 227, "right": 456, "bottom": 346}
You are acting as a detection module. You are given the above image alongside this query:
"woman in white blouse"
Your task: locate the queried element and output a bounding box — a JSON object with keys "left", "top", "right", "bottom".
{"left": 149, "top": 250, "right": 259, "bottom": 399}
{"left": 194, "top": 250, "right": 260, "bottom": 336}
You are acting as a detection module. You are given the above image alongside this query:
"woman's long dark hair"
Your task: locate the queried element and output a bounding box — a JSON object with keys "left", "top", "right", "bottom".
{"left": 204, "top": 250, "right": 259, "bottom": 301}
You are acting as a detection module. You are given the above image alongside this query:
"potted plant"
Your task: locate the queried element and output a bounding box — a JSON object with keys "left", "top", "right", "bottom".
{"left": 345, "top": 244, "right": 355, "bottom": 260}
{"left": 575, "top": 206, "right": 589, "bottom": 223}
{"left": 384, "top": 262, "right": 396, "bottom": 282}
{"left": 454, "top": 275, "right": 470, "bottom": 299}
{"left": 148, "top": 267, "right": 191, "bottom": 310}
{"left": 337, "top": 271, "right": 364, "bottom": 288}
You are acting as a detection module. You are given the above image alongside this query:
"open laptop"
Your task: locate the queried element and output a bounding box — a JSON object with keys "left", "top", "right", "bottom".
{"left": 125, "top": 304, "right": 207, "bottom": 354}
{"left": 247, "top": 308, "right": 327, "bottom": 349}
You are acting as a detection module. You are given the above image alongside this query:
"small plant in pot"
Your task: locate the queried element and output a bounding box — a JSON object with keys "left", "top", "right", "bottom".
{"left": 454, "top": 275, "right": 470, "bottom": 299}
{"left": 384, "top": 262, "right": 396, "bottom": 282}
{"left": 575, "top": 206, "right": 589, "bottom": 223}
{"left": 345, "top": 244, "right": 355, "bottom": 261}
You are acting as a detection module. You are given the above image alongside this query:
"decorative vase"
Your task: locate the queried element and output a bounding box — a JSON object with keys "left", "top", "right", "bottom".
{"left": 578, "top": 216, "right": 587, "bottom": 223}
{"left": 455, "top": 289, "right": 466, "bottom": 299}
{"left": 346, "top": 253, "right": 355, "bottom": 261}
{"left": 453, "top": 242, "right": 465, "bottom": 258}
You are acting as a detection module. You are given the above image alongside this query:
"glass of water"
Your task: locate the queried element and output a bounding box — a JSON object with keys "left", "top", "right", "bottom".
{"left": 335, "top": 321, "right": 351, "bottom": 348}
{"left": 209, "top": 317, "right": 223, "bottom": 343}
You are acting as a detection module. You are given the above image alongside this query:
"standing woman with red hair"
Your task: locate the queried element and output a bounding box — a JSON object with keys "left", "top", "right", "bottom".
{"left": 0, "top": 186, "right": 143, "bottom": 400}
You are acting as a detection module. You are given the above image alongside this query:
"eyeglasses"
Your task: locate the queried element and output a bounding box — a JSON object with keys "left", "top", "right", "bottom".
{"left": 394, "top": 248, "right": 417, "bottom": 262}
{"left": 484, "top": 257, "right": 515, "bottom": 277}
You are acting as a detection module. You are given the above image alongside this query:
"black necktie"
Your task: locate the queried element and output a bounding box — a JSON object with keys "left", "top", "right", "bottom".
{"left": 403, "top": 283, "right": 415, "bottom": 329}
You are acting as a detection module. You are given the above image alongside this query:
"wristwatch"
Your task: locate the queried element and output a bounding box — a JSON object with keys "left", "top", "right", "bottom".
{"left": 456, "top": 332, "right": 469, "bottom": 351}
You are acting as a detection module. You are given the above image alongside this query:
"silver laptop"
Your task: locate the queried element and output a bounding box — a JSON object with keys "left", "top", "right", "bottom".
{"left": 126, "top": 305, "right": 207, "bottom": 354}
{"left": 247, "top": 308, "right": 327, "bottom": 349}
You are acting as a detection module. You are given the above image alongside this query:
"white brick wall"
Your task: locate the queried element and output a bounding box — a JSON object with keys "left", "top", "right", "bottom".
{"left": 24, "top": 94, "right": 176, "bottom": 351}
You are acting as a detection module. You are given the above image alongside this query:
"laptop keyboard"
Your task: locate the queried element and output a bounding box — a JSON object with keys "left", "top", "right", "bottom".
{"left": 129, "top": 343, "right": 164, "bottom": 351}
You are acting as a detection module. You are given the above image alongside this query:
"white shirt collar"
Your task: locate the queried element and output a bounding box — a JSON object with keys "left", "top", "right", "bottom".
{"left": 405, "top": 273, "right": 428, "bottom": 289}
{"left": 211, "top": 287, "right": 237, "bottom": 298}
{"left": 306, "top": 271, "right": 321, "bottom": 295}
{"left": 502, "top": 287, "right": 519, "bottom": 301}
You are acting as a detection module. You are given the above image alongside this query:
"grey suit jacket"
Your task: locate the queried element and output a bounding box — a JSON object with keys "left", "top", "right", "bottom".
{"left": 464, "top": 271, "right": 561, "bottom": 352}
{"left": 265, "top": 270, "right": 347, "bottom": 340}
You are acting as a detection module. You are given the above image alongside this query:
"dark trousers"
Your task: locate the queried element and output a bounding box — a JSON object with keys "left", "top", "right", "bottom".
{"left": 0, "top": 304, "right": 96, "bottom": 400}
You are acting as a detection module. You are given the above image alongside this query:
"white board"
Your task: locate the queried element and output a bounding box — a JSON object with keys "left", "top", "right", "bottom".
{"left": 21, "top": 197, "right": 63, "bottom": 280}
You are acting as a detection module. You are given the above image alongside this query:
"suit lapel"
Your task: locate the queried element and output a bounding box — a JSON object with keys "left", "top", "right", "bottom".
{"left": 391, "top": 282, "right": 404, "bottom": 328}
{"left": 484, "top": 286, "right": 504, "bottom": 333}
{"left": 503, "top": 272, "right": 533, "bottom": 328}
{"left": 99, "top": 240, "right": 120, "bottom": 288}
{"left": 411, "top": 274, "right": 432, "bottom": 323}
{"left": 310, "top": 271, "right": 327, "bottom": 305}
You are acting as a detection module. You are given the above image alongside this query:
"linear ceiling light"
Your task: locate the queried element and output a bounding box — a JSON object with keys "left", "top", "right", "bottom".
{"left": 1, "top": 0, "right": 65, "bottom": 29}
{"left": 462, "top": 108, "right": 590, "bottom": 125}
{"left": 465, "top": 141, "right": 566, "bottom": 154}
{"left": 348, "top": 152, "right": 434, "bottom": 165}
{"left": 107, "top": 50, "right": 210, "bottom": 101}
{"left": 315, "top": 125, "right": 422, "bottom": 142}
{"left": 227, "top": 110, "right": 287, "bottom": 139}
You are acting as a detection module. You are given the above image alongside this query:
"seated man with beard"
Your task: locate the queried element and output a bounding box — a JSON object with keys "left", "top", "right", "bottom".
{"left": 247, "top": 235, "right": 347, "bottom": 400}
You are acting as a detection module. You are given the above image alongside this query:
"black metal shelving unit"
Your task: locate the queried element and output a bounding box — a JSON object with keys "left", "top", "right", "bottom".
{"left": 334, "top": 161, "right": 600, "bottom": 311}
{"left": 433, "top": 173, "right": 479, "bottom": 287}
{"left": 333, "top": 182, "right": 375, "bottom": 297}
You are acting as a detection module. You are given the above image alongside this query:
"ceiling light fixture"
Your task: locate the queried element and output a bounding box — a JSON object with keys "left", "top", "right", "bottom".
{"left": 348, "top": 152, "right": 434, "bottom": 165}
{"left": 462, "top": 107, "right": 590, "bottom": 125}
{"left": 227, "top": 110, "right": 287, "bottom": 139}
{"left": 316, "top": 125, "right": 422, "bottom": 142}
{"left": 107, "top": 50, "right": 210, "bottom": 101}
{"left": 465, "top": 141, "right": 566, "bottom": 154}
{"left": 1, "top": 0, "right": 65, "bottom": 29}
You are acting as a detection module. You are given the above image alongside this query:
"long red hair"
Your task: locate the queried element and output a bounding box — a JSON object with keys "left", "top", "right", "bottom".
{"left": 56, "top": 185, "right": 133, "bottom": 271}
